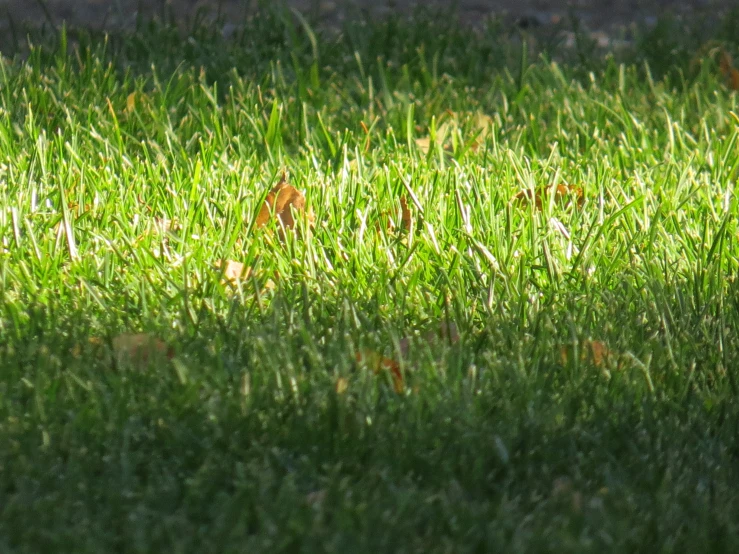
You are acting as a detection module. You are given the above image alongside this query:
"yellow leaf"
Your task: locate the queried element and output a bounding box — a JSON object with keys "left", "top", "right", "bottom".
{"left": 126, "top": 92, "right": 136, "bottom": 114}
{"left": 335, "top": 377, "right": 349, "bottom": 394}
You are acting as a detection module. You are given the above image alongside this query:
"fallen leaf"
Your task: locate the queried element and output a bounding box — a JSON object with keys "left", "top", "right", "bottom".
{"left": 355, "top": 349, "right": 404, "bottom": 394}
{"left": 550, "top": 477, "right": 584, "bottom": 513}
{"left": 69, "top": 342, "right": 83, "bottom": 358}
{"left": 467, "top": 111, "right": 494, "bottom": 151}
{"left": 730, "top": 68, "right": 739, "bottom": 91}
{"left": 153, "top": 217, "right": 180, "bottom": 235}
{"left": 559, "top": 339, "right": 612, "bottom": 368}
{"left": 216, "top": 259, "right": 252, "bottom": 286}
{"left": 255, "top": 176, "right": 312, "bottom": 235}
{"left": 417, "top": 111, "right": 493, "bottom": 156}
{"left": 335, "top": 377, "right": 349, "bottom": 394}
{"left": 305, "top": 489, "right": 327, "bottom": 506}
{"left": 400, "top": 195, "right": 412, "bottom": 231}
{"left": 512, "top": 183, "right": 584, "bottom": 210}
{"left": 262, "top": 275, "right": 278, "bottom": 292}
{"left": 551, "top": 477, "right": 574, "bottom": 497}
{"left": 719, "top": 49, "right": 732, "bottom": 75}
{"left": 376, "top": 196, "right": 412, "bottom": 234}
{"left": 90, "top": 333, "right": 175, "bottom": 368}
{"left": 415, "top": 137, "right": 431, "bottom": 154}
{"left": 718, "top": 49, "right": 739, "bottom": 90}
{"left": 354, "top": 322, "right": 458, "bottom": 394}
{"left": 126, "top": 92, "right": 136, "bottom": 114}
{"left": 215, "top": 261, "right": 279, "bottom": 298}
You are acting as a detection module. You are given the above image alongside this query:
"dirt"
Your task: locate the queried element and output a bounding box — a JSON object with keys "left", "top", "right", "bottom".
{"left": 0, "top": 0, "right": 734, "bottom": 36}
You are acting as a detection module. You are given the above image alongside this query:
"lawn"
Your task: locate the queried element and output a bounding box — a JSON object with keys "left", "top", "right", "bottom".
{"left": 1, "top": 6, "right": 739, "bottom": 552}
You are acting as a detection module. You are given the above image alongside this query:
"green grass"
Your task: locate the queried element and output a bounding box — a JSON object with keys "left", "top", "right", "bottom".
{"left": 2, "top": 6, "right": 739, "bottom": 552}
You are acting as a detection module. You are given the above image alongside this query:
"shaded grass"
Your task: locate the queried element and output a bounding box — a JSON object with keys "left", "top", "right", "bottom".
{"left": 1, "top": 6, "right": 739, "bottom": 552}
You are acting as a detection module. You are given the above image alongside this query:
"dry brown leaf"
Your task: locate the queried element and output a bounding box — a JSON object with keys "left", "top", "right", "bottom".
{"left": 513, "top": 183, "right": 584, "bottom": 210}
{"left": 111, "top": 333, "right": 174, "bottom": 366}
{"left": 255, "top": 177, "right": 312, "bottom": 234}
{"left": 559, "top": 339, "right": 612, "bottom": 368}
{"left": 354, "top": 322, "right": 458, "bottom": 394}
{"left": 262, "top": 276, "right": 278, "bottom": 292}
{"left": 467, "top": 111, "right": 494, "bottom": 152}
{"left": 153, "top": 217, "right": 180, "bottom": 235}
{"left": 423, "top": 110, "right": 493, "bottom": 154}
{"left": 72, "top": 334, "right": 172, "bottom": 366}
{"left": 714, "top": 47, "right": 739, "bottom": 90}
{"left": 719, "top": 49, "right": 732, "bottom": 75}
{"left": 217, "top": 259, "right": 252, "bottom": 286}
{"left": 730, "top": 68, "right": 739, "bottom": 91}
{"left": 215, "top": 261, "right": 278, "bottom": 298}
{"left": 415, "top": 137, "right": 431, "bottom": 154}
{"left": 376, "top": 196, "right": 412, "bottom": 234}
{"left": 400, "top": 195, "right": 412, "bottom": 231}
{"left": 355, "top": 349, "right": 404, "bottom": 394}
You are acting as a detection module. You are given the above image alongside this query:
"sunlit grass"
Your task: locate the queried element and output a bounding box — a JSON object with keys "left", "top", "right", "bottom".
{"left": 1, "top": 7, "right": 739, "bottom": 552}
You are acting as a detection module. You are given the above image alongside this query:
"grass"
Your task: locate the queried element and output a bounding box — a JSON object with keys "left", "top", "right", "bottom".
{"left": 2, "top": 5, "right": 739, "bottom": 552}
